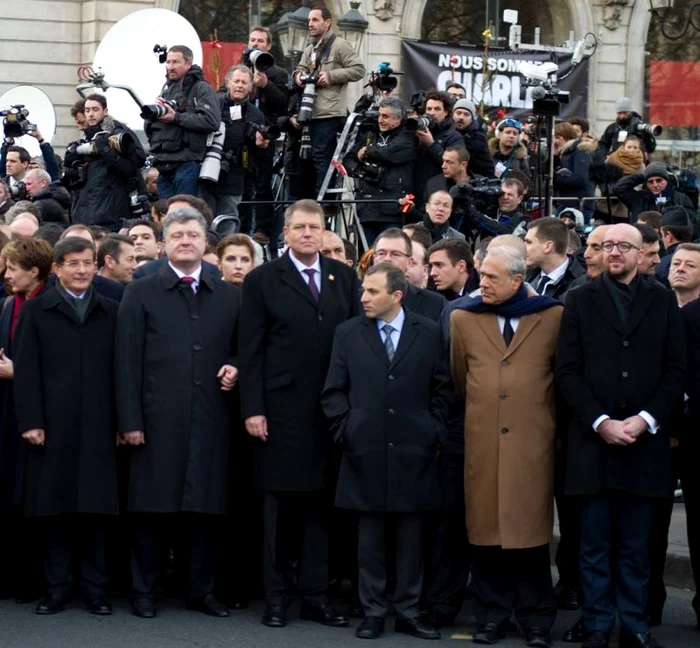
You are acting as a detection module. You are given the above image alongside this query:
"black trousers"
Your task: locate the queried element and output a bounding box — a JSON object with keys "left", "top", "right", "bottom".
{"left": 471, "top": 544, "right": 557, "bottom": 631}
{"left": 554, "top": 452, "right": 581, "bottom": 591}
{"left": 309, "top": 117, "right": 345, "bottom": 197}
{"left": 423, "top": 452, "right": 470, "bottom": 620}
{"left": 253, "top": 146, "right": 275, "bottom": 236}
{"left": 130, "top": 513, "right": 216, "bottom": 600}
{"left": 358, "top": 513, "right": 424, "bottom": 619}
{"left": 0, "top": 505, "right": 43, "bottom": 598}
{"left": 263, "top": 490, "right": 328, "bottom": 607}
{"left": 43, "top": 514, "right": 108, "bottom": 598}
{"left": 681, "top": 437, "right": 700, "bottom": 620}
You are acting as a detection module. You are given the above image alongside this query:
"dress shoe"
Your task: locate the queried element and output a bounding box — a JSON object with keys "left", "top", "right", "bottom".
{"left": 563, "top": 618, "right": 587, "bottom": 643}
{"left": 395, "top": 616, "right": 441, "bottom": 640}
{"left": 84, "top": 592, "right": 113, "bottom": 615}
{"left": 356, "top": 616, "right": 385, "bottom": 639}
{"left": 300, "top": 602, "right": 348, "bottom": 627}
{"left": 35, "top": 593, "right": 68, "bottom": 615}
{"left": 473, "top": 622, "right": 505, "bottom": 644}
{"left": 526, "top": 627, "right": 552, "bottom": 648}
{"left": 582, "top": 630, "right": 610, "bottom": 648}
{"left": 557, "top": 586, "right": 581, "bottom": 611}
{"left": 132, "top": 596, "right": 157, "bottom": 618}
{"left": 262, "top": 604, "right": 288, "bottom": 628}
{"left": 186, "top": 594, "right": 229, "bottom": 617}
{"left": 619, "top": 632, "right": 664, "bottom": 648}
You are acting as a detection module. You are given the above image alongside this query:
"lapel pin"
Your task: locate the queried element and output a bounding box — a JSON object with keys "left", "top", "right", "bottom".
{"left": 329, "top": 274, "right": 335, "bottom": 282}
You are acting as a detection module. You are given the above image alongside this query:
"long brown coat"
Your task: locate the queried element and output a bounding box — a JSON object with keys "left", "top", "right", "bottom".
{"left": 450, "top": 305, "right": 562, "bottom": 549}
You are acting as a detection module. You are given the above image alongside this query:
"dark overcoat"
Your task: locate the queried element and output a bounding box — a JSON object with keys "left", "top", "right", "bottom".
{"left": 556, "top": 276, "right": 686, "bottom": 499}
{"left": 322, "top": 312, "right": 451, "bottom": 512}
{"left": 403, "top": 283, "right": 445, "bottom": 323}
{"left": 12, "top": 288, "right": 120, "bottom": 518}
{"left": 238, "top": 252, "right": 359, "bottom": 492}
{"left": 115, "top": 265, "right": 239, "bottom": 514}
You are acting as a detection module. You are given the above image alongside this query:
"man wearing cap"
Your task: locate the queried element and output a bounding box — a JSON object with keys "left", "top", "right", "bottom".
{"left": 613, "top": 162, "right": 695, "bottom": 222}
{"left": 452, "top": 99, "right": 494, "bottom": 178}
{"left": 599, "top": 98, "right": 657, "bottom": 156}
{"left": 654, "top": 207, "right": 696, "bottom": 287}
{"left": 489, "top": 119, "right": 530, "bottom": 179}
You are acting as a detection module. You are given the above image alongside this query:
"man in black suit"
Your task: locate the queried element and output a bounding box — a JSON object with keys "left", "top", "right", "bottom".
{"left": 373, "top": 228, "right": 445, "bottom": 322}
{"left": 322, "top": 262, "right": 450, "bottom": 640}
{"left": 238, "top": 199, "right": 359, "bottom": 628}
{"left": 115, "top": 207, "right": 240, "bottom": 619}
{"left": 556, "top": 223, "right": 686, "bottom": 648}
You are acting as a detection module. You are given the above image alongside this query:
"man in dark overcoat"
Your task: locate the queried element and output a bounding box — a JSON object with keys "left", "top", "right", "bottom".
{"left": 322, "top": 262, "right": 450, "bottom": 640}
{"left": 238, "top": 199, "right": 359, "bottom": 628}
{"left": 556, "top": 224, "right": 686, "bottom": 648}
{"left": 115, "top": 207, "right": 239, "bottom": 619}
{"left": 13, "top": 236, "right": 120, "bottom": 615}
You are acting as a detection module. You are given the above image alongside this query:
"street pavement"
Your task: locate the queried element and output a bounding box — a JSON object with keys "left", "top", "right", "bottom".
{"left": 0, "top": 588, "right": 698, "bottom": 648}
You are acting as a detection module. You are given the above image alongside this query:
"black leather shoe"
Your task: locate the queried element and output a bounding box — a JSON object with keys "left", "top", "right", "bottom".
{"left": 186, "top": 594, "right": 229, "bottom": 617}
{"left": 132, "top": 596, "right": 157, "bottom": 618}
{"left": 35, "top": 593, "right": 68, "bottom": 615}
{"left": 557, "top": 586, "right": 581, "bottom": 611}
{"left": 619, "top": 633, "right": 664, "bottom": 648}
{"left": 84, "top": 592, "right": 113, "bottom": 615}
{"left": 262, "top": 604, "right": 287, "bottom": 628}
{"left": 526, "top": 627, "right": 552, "bottom": 648}
{"left": 356, "top": 616, "right": 385, "bottom": 639}
{"left": 300, "top": 603, "right": 348, "bottom": 627}
{"left": 563, "top": 618, "right": 587, "bottom": 643}
{"left": 582, "top": 630, "right": 611, "bottom": 648}
{"left": 473, "top": 622, "right": 505, "bottom": 644}
{"left": 395, "top": 616, "right": 440, "bottom": 640}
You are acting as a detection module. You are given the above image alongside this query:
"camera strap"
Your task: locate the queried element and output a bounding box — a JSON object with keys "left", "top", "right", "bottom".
{"left": 310, "top": 34, "right": 336, "bottom": 75}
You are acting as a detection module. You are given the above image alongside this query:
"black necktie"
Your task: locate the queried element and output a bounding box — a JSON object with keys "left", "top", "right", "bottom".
{"left": 536, "top": 274, "right": 550, "bottom": 295}
{"left": 502, "top": 318, "right": 514, "bottom": 346}
{"left": 179, "top": 276, "right": 196, "bottom": 304}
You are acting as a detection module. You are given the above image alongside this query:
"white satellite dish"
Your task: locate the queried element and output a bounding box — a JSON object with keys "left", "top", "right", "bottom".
{"left": 0, "top": 85, "right": 56, "bottom": 157}
{"left": 90, "top": 9, "right": 203, "bottom": 133}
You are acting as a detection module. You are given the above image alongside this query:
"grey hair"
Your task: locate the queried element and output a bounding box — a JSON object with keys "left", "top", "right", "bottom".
{"left": 379, "top": 96, "right": 406, "bottom": 120}
{"left": 5, "top": 200, "right": 39, "bottom": 225}
{"left": 27, "top": 168, "right": 51, "bottom": 185}
{"left": 225, "top": 64, "right": 254, "bottom": 86}
{"left": 162, "top": 207, "right": 209, "bottom": 238}
{"left": 484, "top": 245, "right": 527, "bottom": 278}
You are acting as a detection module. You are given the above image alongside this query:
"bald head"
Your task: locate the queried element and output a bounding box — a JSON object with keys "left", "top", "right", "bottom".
{"left": 583, "top": 225, "right": 612, "bottom": 279}
{"left": 606, "top": 223, "right": 643, "bottom": 247}
{"left": 603, "top": 223, "right": 643, "bottom": 283}
{"left": 9, "top": 213, "right": 39, "bottom": 238}
{"left": 488, "top": 234, "right": 526, "bottom": 256}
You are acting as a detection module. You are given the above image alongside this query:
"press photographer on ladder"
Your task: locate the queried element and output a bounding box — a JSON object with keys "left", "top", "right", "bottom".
{"left": 63, "top": 94, "right": 146, "bottom": 231}
{"left": 343, "top": 97, "right": 417, "bottom": 244}
{"left": 293, "top": 6, "right": 365, "bottom": 197}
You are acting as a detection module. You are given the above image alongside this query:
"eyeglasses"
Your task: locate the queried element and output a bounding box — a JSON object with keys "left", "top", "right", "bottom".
{"left": 646, "top": 178, "right": 666, "bottom": 185}
{"left": 602, "top": 241, "right": 640, "bottom": 253}
{"left": 60, "top": 260, "right": 96, "bottom": 270}
{"left": 373, "top": 250, "right": 409, "bottom": 260}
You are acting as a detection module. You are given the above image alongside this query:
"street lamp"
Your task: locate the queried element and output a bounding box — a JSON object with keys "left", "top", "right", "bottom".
{"left": 287, "top": 0, "right": 313, "bottom": 56}
{"left": 648, "top": 0, "right": 700, "bottom": 40}
{"left": 338, "top": 1, "right": 370, "bottom": 52}
{"left": 276, "top": 11, "right": 291, "bottom": 57}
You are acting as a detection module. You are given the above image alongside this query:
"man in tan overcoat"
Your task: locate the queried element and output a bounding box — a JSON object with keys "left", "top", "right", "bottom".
{"left": 450, "top": 244, "right": 562, "bottom": 647}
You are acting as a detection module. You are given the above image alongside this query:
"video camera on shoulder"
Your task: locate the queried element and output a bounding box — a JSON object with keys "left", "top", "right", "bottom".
{"left": 1, "top": 105, "right": 37, "bottom": 138}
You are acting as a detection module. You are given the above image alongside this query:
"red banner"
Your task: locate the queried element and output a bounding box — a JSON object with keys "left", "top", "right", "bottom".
{"left": 201, "top": 41, "right": 247, "bottom": 89}
{"left": 649, "top": 60, "right": 700, "bottom": 127}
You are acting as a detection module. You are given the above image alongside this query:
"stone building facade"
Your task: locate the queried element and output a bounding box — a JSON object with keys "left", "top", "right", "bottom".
{"left": 0, "top": 0, "right": 656, "bottom": 150}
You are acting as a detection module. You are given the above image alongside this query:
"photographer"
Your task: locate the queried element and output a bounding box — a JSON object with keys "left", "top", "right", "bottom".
{"left": 294, "top": 7, "right": 365, "bottom": 196}
{"left": 2, "top": 146, "right": 30, "bottom": 197}
{"left": 489, "top": 118, "right": 530, "bottom": 179}
{"left": 63, "top": 94, "right": 146, "bottom": 231}
{"left": 144, "top": 45, "right": 220, "bottom": 198}
{"left": 451, "top": 99, "right": 494, "bottom": 178}
{"left": 344, "top": 97, "right": 416, "bottom": 244}
{"left": 2, "top": 129, "right": 60, "bottom": 185}
{"left": 424, "top": 146, "right": 469, "bottom": 203}
{"left": 23, "top": 169, "right": 70, "bottom": 224}
{"left": 598, "top": 97, "right": 657, "bottom": 156}
{"left": 201, "top": 65, "right": 268, "bottom": 221}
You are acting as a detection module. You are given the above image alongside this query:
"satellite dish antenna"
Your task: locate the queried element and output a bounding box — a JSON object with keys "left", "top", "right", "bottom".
{"left": 0, "top": 85, "right": 56, "bottom": 157}
{"left": 90, "top": 9, "right": 203, "bottom": 133}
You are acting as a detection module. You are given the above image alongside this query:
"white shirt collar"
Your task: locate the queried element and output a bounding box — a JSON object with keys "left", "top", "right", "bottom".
{"left": 542, "top": 257, "right": 570, "bottom": 284}
{"left": 168, "top": 262, "right": 203, "bottom": 287}
{"left": 64, "top": 287, "right": 87, "bottom": 300}
{"left": 377, "top": 307, "right": 406, "bottom": 334}
{"left": 288, "top": 249, "right": 321, "bottom": 275}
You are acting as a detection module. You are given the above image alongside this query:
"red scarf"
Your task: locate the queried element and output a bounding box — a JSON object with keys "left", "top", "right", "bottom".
{"left": 9, "top": 281, "right": 45, "bottom": 341}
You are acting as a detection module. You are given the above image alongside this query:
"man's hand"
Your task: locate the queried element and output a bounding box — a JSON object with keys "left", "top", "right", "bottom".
{"left": 289, "top": 115, "right": 301, "bottom": 131}
{"left": 597, "top": 419, "right": 636, "bottom": 446}
{"left": 22, "top": 429, "right": 45, "bottom": 446}
{"left": 621, "top": 415, "right": 650, "bottom": 440}
{"left": 357, "top": 146, "right": 367, "bottom": 161}
{"left": 253, "top": 71, "right": 269, "bottom": 89}
{"left": 0, "top": 348, "right": 13, "bottom": 380}
{"left": 28, "top": 128, "right": 44, "bottom": 142}
{"left": 255, "top": 132, "right": 269, "bottom": 149}
{"left": 155, "top": 98, "right": 176, "bottom": 123}
{"left": 316, "top": 72, "right": 331, "bottom": 88}
{"left": 293, "top": 72, "right": 304, "bottom": 88}
{"left": 120, "top": 431, "right": 145, "bottom": 446}
{"left": 414, "top": 128, "right": 434, "bottom": 147}
{"left": 217, "top": 364, "right": 239, "bottom": 391}
{"left": 245, "top": 415, "right": 268, "bottom": 441}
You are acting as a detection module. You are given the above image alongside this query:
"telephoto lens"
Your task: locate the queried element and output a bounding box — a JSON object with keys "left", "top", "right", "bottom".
{"left": 140, "top": 103, "right": 172, "bottom": 121}
{"left": 297, "top": 82, "right": 317, "bottom": 124}
{"left": 199, "top": 122, "right": 226, "bottom": 183}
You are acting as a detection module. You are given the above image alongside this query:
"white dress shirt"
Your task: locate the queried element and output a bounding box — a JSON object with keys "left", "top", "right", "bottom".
{"left": 377, "top": 308, "right": 405, "bottom": 351}
{"left": 496, "top": 315, "right": 520, "bottom": 334}
{"left": 289, "top": 250, "right": 322, "bottom": 294}
{"left": 168, "top": 262, "right": 202, "bottom": 292}
{"left": 537, "top": 257, "right": 570, "bottom": 294}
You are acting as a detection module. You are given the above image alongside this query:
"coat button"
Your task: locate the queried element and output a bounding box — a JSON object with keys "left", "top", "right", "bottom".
{"left": 499, "top": 393, "right": 507, "bottom": 400}
{"left": 388, "top": 375, "right": 395, "bottom": 381}
{"left": 193, "top": 344, "right": 202, "bottom": 351}
{"left": 191, "top": 314, "right": 199, "bottom": 320}
{"left": 623, "top": 340, "right": 629, "bottom": 347}
{"left": 388, "top": 408, "right": 395, "bottom": 414}
{"left": 193, "top": 380, "right": 202, "bottom": 386}
{"left": 621, "top": 371, "right": 628, "bottom": 378}
{"left": 501, "top": 427, "right": 509, "bottom": 434}
{"left": 501, "top": 360, "right": 508, "bottom": 367}
{"left": 318, "top": 314, "right": 323, "bottom": 321}
{"left": 388, "top": 442, "right": 394, "bottom": 448}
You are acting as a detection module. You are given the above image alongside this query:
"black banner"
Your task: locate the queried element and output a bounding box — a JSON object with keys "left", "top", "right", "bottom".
{"left": 400, "top": 40, "right": 589, "bottom": 119}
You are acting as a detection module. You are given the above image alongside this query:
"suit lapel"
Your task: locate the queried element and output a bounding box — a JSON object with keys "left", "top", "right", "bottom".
{"left": 319, "top": 256, "right": 334, "bottom": 313}
{"left": 278, "top": 254, "right": 318, "bottom": 309}
{"left": 362, "top": 319, "right": 390, "bottom": 366}
{"left": 591, "top": 280, "right": 624, "bottom": 336}
{"left": 476, "top": 313, "right": 507, "bottom": 355}
{"left": 504, "top": 313, "right": 540, "bottom": 359}
{"left": 624, "top": 279, "right": 654, "bottom": 338}
{"left": 390, "top": 316, "right": 419, "bottom": 369}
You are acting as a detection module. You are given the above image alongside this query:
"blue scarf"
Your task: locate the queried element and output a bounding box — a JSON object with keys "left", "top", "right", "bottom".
{"left": 454, "top": 284, "right": 560, "bottom": 317}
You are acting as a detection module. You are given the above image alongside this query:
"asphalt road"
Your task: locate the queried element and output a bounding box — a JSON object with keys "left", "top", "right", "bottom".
{"left": 0, "top": 588, "right": 698, "bottom": 648}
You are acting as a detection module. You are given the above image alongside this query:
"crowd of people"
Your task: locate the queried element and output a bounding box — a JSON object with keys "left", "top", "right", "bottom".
{"left": 1, "top": 6, "right": 700, "bottom": 648}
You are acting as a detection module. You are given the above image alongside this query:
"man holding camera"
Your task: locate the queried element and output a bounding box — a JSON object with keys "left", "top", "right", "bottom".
{"left": 451, "top": 99, "right": 494, "bottom": 178}
{"left": 144, "top": 45, "right": 220, "bottom": 199}
{"left": 200, "top": 65, "right": 269, "bottom": 223}
{"left": 63, "top": 94, "right": 146, "bottom": 232}
{"left": 294, "top": 7, "right": 365, "bottom": 197}
{"left": 344, "top": 97, "right": 417, "bottom": 244}
{"left": 599, "top": 98, "right": 658, "bottom": 156}
{"left": 24, "top": 169, "right": 71, "bottom": 224}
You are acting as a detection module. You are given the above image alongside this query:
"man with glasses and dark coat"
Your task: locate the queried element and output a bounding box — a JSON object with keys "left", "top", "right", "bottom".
{"left": 556, "top": 223, "right": 686, "bottom": 648}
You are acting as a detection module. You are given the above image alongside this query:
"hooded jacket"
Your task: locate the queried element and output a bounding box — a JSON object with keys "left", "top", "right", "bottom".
{"left": 32, "top": 181, "right": 71, "bottom": 224}
{"left": 488, "top": 138, "right": 530, "bottom": 178}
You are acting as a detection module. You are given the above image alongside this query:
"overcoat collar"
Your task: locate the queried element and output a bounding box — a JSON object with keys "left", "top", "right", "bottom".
{"left": 41, "top": 285, "right": 105, "bottom": 326}
{"left": 158, "top": 262, "right": 216, "bottom": 292}
{"left": 361, "top": 310, "right": 421, "bottom": 369}
{"left": 474, "top": 311, "right": 543, "bottom": 359}
{"left": 590, "top": 273, "right": 654, "bottom": 337}
{"left": 277, "top": 251, "right": 334, "bottom": 311}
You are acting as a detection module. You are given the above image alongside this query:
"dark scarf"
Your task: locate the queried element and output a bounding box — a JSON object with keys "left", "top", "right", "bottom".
{"left": 455, "top": 283, "right": 560, "bottom": 317}
{"left": 422, "top": 214, "right": 450, "bottom": 240}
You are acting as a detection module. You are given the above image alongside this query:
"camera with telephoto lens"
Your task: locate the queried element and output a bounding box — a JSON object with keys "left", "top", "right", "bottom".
{"left": 9, "top": 180, "right": 28, "bottom": 201}
{"left": 1, "top": 105, "right": 37, "bottom": 138}
{"left": 405, "top": 114, "right": 436, "bottom": 133}
{"left": 242, "top": 48, "right": 275, "bottom": 72}
{"left": 299, "top": 127, "right": 312, "bottom": 160}
{"left": 130, "top": 193, "right": 150, "bottom": 218}
{"left": 141, "top": 99, "right": 178, "bottom": 121}
{"left": 297, "top": 76, "right": 317, "bottom": 124}
{"left": 351, "top": 161, "right": 385, "bottom": 185}
{"left": 75, "top": 130, "right": 136, "bottom": 156}
{"left": 246, "top": 122, "right": 281, "bottom": 141}
{"left": 200, "top": 122, "right": 226, "bottom": 183}
{"left": 632, "top": 120, "right": 662, "bottom": 137}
